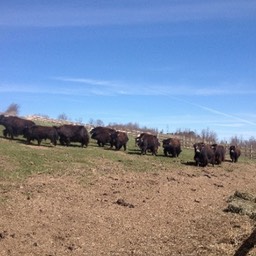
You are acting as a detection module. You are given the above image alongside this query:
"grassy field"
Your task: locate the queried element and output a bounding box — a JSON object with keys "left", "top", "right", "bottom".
{"left": 1, "top": 125, "right": 256, "bottom": 256}
{"left": 0, "top": 124, "right": 253, "bottom": 182}
{"left": 0, "top": 127, "right": 194, "bottom": 181}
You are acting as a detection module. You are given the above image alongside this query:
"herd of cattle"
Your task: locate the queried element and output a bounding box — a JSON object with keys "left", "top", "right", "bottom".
{"left": 0, "top": 115, "right": 241, "bottom": 166}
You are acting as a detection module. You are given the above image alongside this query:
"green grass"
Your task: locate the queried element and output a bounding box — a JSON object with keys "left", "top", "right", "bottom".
{"left": 0, "top": 127, "right": 194, "bottom": 182}
{"left": 0, "top": 124, "right": 254, "bottom": 183}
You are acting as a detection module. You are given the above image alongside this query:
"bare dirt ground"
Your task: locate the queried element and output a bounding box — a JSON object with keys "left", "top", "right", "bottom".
{"left": 1, "top": 160, "right": 256, "bottom": 256}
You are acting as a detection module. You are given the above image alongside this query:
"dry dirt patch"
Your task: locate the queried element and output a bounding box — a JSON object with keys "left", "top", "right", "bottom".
{"left": 1, "top": 162, "right": 256, "bottom": 256}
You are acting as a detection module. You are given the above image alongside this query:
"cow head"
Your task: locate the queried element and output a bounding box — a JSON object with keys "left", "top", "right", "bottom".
{"left": 229, "top": 145, "right": 236, "bottom": 153}
{"left": 194, "top": 142, "right": 205, "bottom": 153}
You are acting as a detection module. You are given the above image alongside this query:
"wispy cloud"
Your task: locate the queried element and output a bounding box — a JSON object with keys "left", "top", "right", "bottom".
{"left": 2, "top": 77, "right": 256, "bottom": 98}
{"left": 1, "top": 80, "right": 255, "bottom": 140}
{"left": 141, "top": 112, "right": 253, "bottom": 127}
{"left": 53, "top": 77, "right": 114, "bottom": 87}
{"left": 0, "top": 1, "right": 255, "bottom": 27}
{"left": 214, "top": 123, "right": 245, "bottom": 128}
{"left": 0, "top": 83, "right": 92, "bottom": 96}
{"left": 52, "top": 76, "right": 124, "bottom": 95}
{"left": 52, "top": 76, "right": 256, "bottom": 97}
{"left": 183, "top": 100, "right": 256, "bottom": 126}
{"left": 0, "top": 84, "right": 49, "bottom": 94}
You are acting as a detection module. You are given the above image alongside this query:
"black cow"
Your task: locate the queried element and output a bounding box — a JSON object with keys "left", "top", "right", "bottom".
{"left": 0, "top": 115, "right": 35, "bottom": 139}
{"left": 163, "top": 138, "right": 182, "bottom": 157}
{"left": 23, "top": 125, "right": 59, "bottom": 146}
{"left": 111, "top": 131, "right": 129, "bottom": 151}
{"left": 137, "top": 133, "right": 160, "bottom": 156}
{"left": 56, "top": 125, "right": 89, "bottom": 147}
{"left": 90, "top": 126, "right": 116, "bottom": 147}
{"left": 193, "top": 142, "right": 215, "bottom": 167}
{"left": 229, "top": 145, "right": 241, "bottom": 163}
{"left": 211, "top": 144, "right": 226, "bottom": 164}
{"left": 135, "top": 133, "right": 152, "bottom": 147}
{"left": 90, "top": 126, "right": 116, "bottom": 135}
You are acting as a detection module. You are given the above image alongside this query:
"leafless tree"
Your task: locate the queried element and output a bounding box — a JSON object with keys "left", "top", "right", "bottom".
{"left": 88, "top": 118, "right": 104, "bottom": 127}
{"left": 201, "top": 127, "right": 218, "bottom": 143}
{"left": 4, "top": 103, "right": 20, "bottom": 116}
{"left": 230, "top": 135, "right": 244, "bottom": 146}
{"left": 58, "top": 113, "right": 68, "bottom": 121}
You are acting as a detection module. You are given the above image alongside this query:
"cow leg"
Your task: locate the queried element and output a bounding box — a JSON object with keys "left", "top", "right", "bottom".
{"left": 203, "top": 157, "right": 209, "bottom": 167}
{"left": 8, "top": 127, "right": 14, "bottom": 139}
{"left": 3, "top": 129, "right": 8, "bottom": 138}
{"left": 81, "top": 139, "right": 86, "bottom": 147}
{"left": 141, "top": 148, "right": 146, "bottom": 155}
{"left": 63, "top": 138, "right": 70, "bottom": 146}
{"left": 59, "top": 137, "right": 65, "bottom": 146}
{"left": 150, "top": 146, "right": 157, "bottom": 156}
{"left": 115, "top": 142, "right": 122, "bottom": 150}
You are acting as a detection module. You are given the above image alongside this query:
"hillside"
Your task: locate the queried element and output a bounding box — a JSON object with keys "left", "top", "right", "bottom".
{"left": 0, "top": 125, "right": 256, "bottom": 255}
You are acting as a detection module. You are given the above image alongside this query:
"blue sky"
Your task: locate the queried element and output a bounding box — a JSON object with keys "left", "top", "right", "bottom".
{"left": 0, "top": 0, "right": 256, "bottom": 141}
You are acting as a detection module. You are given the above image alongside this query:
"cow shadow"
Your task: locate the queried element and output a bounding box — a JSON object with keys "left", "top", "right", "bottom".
{"left": 0, "top": 135, "right": 56, "bottom": 148}
{"left": 88, "top": 141, "right": 113, "bottom": 149}
{"left": 224, "top": 159, "right": 236, "bottom": 163}
{"left": 0, "top": 135, "right": 27, "bottom": 144}
{"left": 127, "top": 148, "right": 141, "bottom": 155}
{"left": 233, "top": 228, "right": 256, "bottom": 256}
{"left": 182, "top": 161, "right": 197, "bottom": 166}
{"left": 128, "top": 148, "right": 161, "bottom": 156}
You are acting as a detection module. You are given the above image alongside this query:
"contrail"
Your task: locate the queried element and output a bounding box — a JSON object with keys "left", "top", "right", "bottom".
{"left": 172, "top": 97, "right": 256, "bottom": 126}
{"left": 195, "top": 104, "right": 256, "bottom": 126}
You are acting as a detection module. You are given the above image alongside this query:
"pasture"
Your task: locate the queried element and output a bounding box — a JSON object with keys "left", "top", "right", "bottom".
{"left": 1, "top": 125, "right": 256, "bottom": 256}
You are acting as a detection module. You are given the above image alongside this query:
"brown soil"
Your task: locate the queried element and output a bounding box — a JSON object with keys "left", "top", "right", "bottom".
{"left": 1, "top": 161, "right": 256, "bottom": 256}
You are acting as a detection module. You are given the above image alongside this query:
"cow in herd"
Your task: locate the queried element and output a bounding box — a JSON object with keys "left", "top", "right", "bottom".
{"left": 0, "top": 115, "right": 35, "bottom": 139}
{"left": 229, "top": 145, "right": 241, "bottom": 163}
{"left": 0, "top": 115, "right": 242, "bottom": 165}
{"left": 90, "top": 126, "right": 129, "bottom": 151}
{"left": 0, "top": 115, "right": 89, "bottom": 147}
{"left": 111, "top": 131, "right": 129, "bottom": 151}
{"left": 162, "top": 138, "right": 182, "bottom": 157}
{"left": 136, "top": 133, "right": 160, "bottom": 155}
{"left": 90, "top": 126, "right": 116, "bottom": 147}
{"left": 193, "top": 142, "right": 241, "bottom": 166}
{"left": 193, "top": 142, "right": 216, "bottom": 167}
{"left": 24, "top": 125, "right": 59, "bottom": 146}
{"left": 56, "top": 125, "right": 89, "bottom": 147}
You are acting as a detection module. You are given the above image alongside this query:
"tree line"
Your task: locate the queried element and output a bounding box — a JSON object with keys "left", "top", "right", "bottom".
{"left": 1, "top": 103, "right": 255, "bottom": 147}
